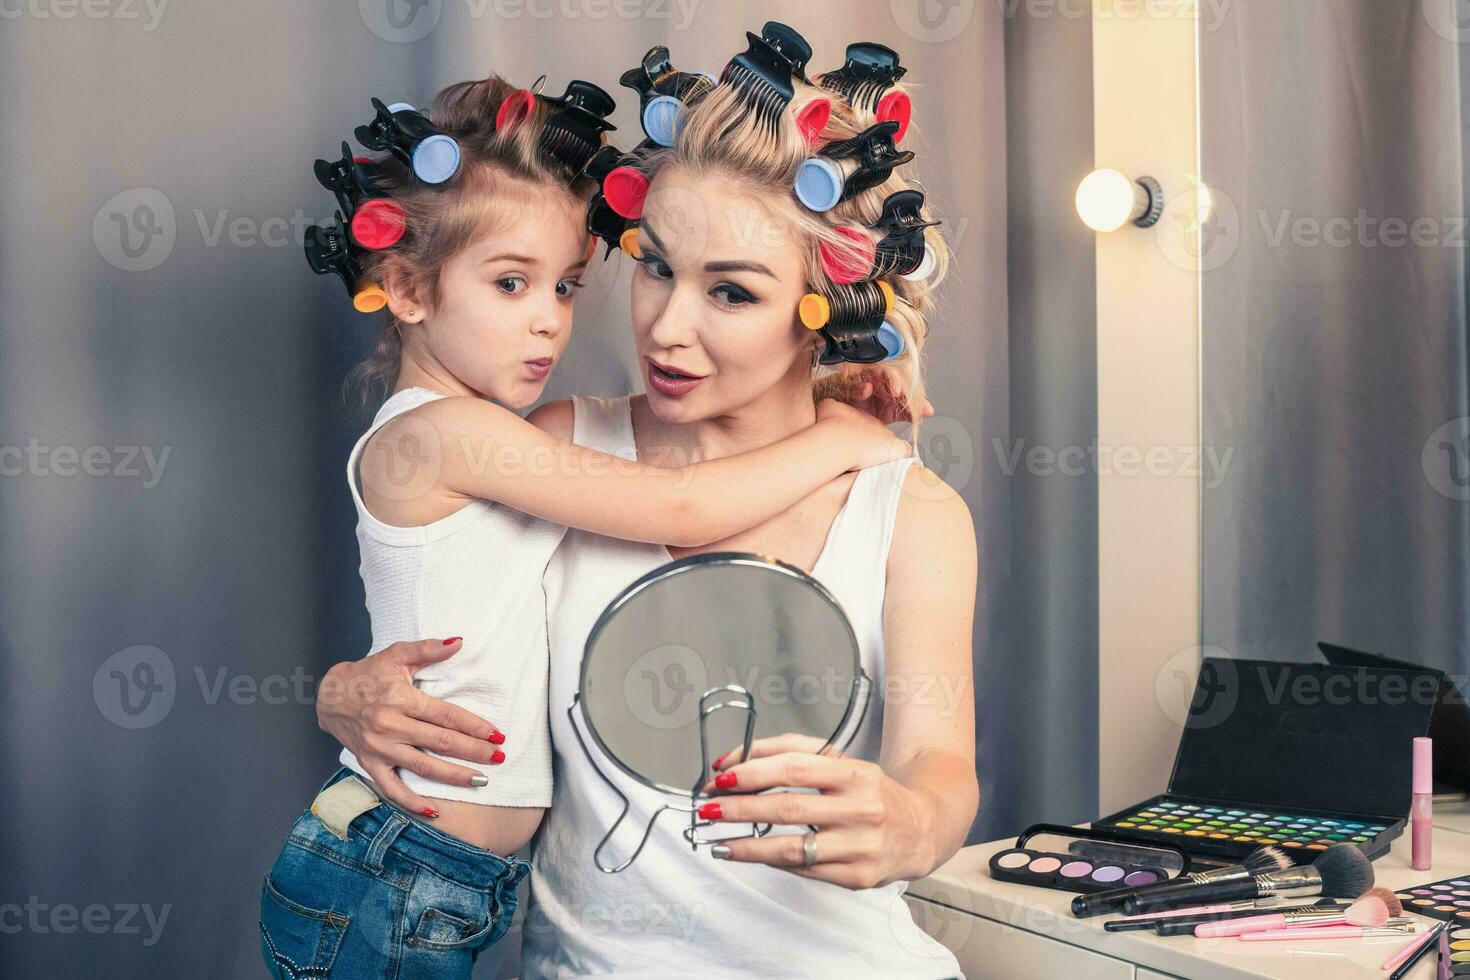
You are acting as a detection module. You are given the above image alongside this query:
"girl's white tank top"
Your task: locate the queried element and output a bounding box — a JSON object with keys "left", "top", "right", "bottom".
{"left": 524, "top": 394, "right": 962, "bottom": 978}
{"left": 338, "top": 386, "right": 568, "bottom": 808}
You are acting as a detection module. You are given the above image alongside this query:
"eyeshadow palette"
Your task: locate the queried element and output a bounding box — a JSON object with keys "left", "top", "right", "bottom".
{"left": 989, "top": 823, "right": 1190, "bottom": 896}
{"left": 1090, "top": 658, "right": 1434, "bottom": 864}
{"left": 1094, "top": 796, "right": 1396, "bottom": 862}
{"left": 1398, "top": 879, "right": 1470, "bottom": 925}
{"left": 990, "top": 848, "right": 1169, "bottom": 894}
{"left": 1437, "top": 929, "right": 1470, "bottom": 976}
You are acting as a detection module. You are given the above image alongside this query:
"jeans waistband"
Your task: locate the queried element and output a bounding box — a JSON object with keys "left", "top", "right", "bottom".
{"left": 313, "top": 767, "right": 530, "bottom": 892}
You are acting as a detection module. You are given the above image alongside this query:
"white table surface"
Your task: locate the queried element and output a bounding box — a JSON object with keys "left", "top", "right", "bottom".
{"left": 908, "top": 812, "right": 1470, "bottom": 980}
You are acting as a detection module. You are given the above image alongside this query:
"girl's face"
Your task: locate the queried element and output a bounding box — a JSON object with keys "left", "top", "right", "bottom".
{"left": 630, "top": 165, "right": 817, "bottom": 425}
{"left": 406, "top": 188, "right": 588, "bottom": 408}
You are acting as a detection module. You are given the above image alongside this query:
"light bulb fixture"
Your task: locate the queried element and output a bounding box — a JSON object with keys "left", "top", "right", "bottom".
{"left": 1075, "top": 169, "right": 1164, "bottom": 232}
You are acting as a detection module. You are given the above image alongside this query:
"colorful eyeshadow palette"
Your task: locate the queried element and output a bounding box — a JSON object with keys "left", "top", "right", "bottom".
{"left": 1397, "top": 879, "right": 1470, "bottom": 925}
{"left": 989, "top": 823, "right": 1190, "bottom": 896}
{"left": 1094, "top": 796, "right": 1396, "bottom": 863}
{"left": 1091, "top": 658, "right": 1435, "bottom": 865}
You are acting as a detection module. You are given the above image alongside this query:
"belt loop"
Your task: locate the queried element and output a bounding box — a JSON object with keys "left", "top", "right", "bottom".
{"left": 365, "top": 811, "right": 409, "bottom": 872}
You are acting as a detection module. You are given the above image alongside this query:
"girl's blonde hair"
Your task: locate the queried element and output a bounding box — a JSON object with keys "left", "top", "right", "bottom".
{"left": 638, "top": 57, "right": 950, "bottom": 434}
{"left": 344, "top": 74, "right": 603, "bottom": 409}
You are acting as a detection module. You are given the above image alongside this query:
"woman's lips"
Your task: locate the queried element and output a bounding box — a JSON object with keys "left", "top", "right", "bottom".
{"left": 645, "top": 358, "right": 705, "bottom": 397}
{"left": 526, "top": 357, "right": 553, "bottom": 380}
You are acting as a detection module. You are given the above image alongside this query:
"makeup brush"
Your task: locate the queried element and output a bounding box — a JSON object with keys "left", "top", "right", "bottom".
{"left": 1104, "top": 901, "right": 1338, "bottom": 935}
{"left": 1239, "top": 919, "right": 1418, "bottom": 942}
{"left": 1151, "top": 903, "right": 1348, "bottom": 937}
{"left": 1194, "top": 887, "right": 1401, "bottom": 938}
{"left": 1072, "top": 845, "right": 1292, "bottom": 918}
{"left": 1123, "top": 843, "right": 1374, "bottom": 915}
{"left": 1383, "top": 919, "right": 1449, "bottom": 978}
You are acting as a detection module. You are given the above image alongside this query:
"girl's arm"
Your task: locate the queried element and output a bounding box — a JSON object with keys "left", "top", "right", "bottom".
{"left": 366, "top": 395, "right": 907, "bottom": 547}
{"left": 687, "top": 464, "right": 979, "bottom": 887}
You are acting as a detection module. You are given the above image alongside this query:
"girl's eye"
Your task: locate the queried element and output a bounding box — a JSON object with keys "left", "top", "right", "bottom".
{"left": 496, "top": 277, "right": 528, "bottom": 295}
{"left": 636, "top": 253, "right": 673, "bottom": 280}
{"left": 711, "top": 283, "right": 757, "bottom": 308}
{"left": 556, "top": 278, "right": 585, "bottom": 298}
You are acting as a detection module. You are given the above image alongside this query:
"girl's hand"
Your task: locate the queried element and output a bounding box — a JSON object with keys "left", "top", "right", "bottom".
{"left": 814, "top": 367, "right": 933, "bottom": 425}
{"left": 695, "top": 734, "right": 937, "bottom": 890}
{"left": 315, "top": 638, "right": 505, "bottom": 815}
{"left": 815, "top": 399, "right": 912, "bottom": 471}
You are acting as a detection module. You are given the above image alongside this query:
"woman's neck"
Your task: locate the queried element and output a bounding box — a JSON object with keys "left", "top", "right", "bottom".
{"left": 635, "top": 370, "right": 819, "bottom": 465}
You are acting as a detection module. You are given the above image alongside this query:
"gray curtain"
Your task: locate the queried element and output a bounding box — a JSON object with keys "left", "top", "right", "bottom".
{"left": 1199, "top": 0, "right": 1470, "bottom": 680}
{"left": 1, "top": 2, "right": 1096, "bottom": 977}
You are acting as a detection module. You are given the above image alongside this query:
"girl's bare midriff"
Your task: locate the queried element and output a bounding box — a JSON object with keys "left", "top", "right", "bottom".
{"left": 360, "top": 776, "right": 545, "bottom": 855}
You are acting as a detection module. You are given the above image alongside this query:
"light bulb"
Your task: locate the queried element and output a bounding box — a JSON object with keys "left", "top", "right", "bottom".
{"left": 1076, "top": 170, "right": 1163, "bottom": 232}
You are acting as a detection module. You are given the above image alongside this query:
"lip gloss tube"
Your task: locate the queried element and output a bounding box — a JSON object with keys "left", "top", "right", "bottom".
{"left": 1413, "top": 736, "right": 1433, "bottom": 873}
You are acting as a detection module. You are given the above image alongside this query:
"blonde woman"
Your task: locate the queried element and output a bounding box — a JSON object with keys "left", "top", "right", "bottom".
{"left": 320, "top": 25, "right": 977, "bottom": 978}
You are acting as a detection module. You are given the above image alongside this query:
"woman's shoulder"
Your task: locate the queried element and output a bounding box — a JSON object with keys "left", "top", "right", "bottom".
{"left": 888, "top": 463, "right": 976, "bottom": 573}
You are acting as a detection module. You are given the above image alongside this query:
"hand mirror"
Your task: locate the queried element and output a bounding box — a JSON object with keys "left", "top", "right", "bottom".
{"left": 566, "top": 552, "right": 872, "bottom": 872}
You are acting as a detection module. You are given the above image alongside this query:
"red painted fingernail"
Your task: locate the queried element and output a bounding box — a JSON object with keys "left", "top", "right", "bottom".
{"left": 443, "top": 637, "right": 461, "bottom": 645}
{"left": 713, "top": 752, "right": 728, "bottom": 770}
{"left": 421, "top": 808, "right": 439, "bottom": 818}
{"left": 491, "top": 750, "right": 506, "bottom": 764}
{"left": 488, "top": 731, "right": 506, "bottom": 744}
{"left": 698, "top": 802, "right": 723, "bottom": 820}
{"left": 715, "top": 771, "right": 738, "bottom": 790}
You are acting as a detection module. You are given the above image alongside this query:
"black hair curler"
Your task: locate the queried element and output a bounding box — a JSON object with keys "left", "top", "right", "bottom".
{"left": 314, "top": 141, "right": 406, "bottom": 250}
{"left": 620, "top": 46, "right": 716, "bottom": 148}
{"left": 721, "top": 21, "right": 812, "bottom": 129}
{"left": 870, "top": 189, "right": 940, "bottom": 280}
{"left": 793, "top": 120, "right": 914, "bottom": 213}
{"left": 817, "top": 42, "right": 907, "bottom": 112}
{"left": 536, "top": 79, "right": 619, "bottom": 181}
{"left": 354, "top": 98, "right": 461, "bottom": 186}
{"left": 799, "top": 279, "right": 904, "bottom": 365}
{"left": 304, "top": 213, "right": 386, "bottom": 313}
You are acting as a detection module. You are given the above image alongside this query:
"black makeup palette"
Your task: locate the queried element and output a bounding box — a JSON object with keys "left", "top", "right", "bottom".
{"left": 989, "top": 824, "right": 1190, "bottom": 896}
{"left": 1092, "top": 658, "right": 1438, "bottom": 864}
{"left": 1398, "top": 879, "right": 1470, "bottom": 925}
{"left": 1438, "top": 929, "right": 1470, "bottom": 976}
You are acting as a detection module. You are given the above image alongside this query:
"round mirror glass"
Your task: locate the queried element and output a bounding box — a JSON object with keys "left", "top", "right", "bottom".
{"left": 579, "top": 552, "right": 864, "bottom": 797}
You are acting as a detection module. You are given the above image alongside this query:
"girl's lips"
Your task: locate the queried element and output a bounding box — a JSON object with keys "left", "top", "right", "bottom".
{"left": 646, "top": 359, "right": 705, "bottom": 397}
{"left": 526, "top": 357, "right": 553, "bottom": 379}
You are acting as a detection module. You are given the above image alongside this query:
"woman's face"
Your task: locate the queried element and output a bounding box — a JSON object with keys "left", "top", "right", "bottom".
{"left": 630, "top": 165, "right": 816, "bottom": 425}
{"left": 404, "top": 187, "right": 588, "bottom": 409}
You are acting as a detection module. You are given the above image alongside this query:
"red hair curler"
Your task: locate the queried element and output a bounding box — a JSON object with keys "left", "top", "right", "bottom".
{"left": 496, "top": 89, "right": 535, "bottom": 132}
{"left": 603, "top": 166, "right": 649, "bottom": 220}
{"left": 819, "top": 225, "right": 877, "bottom": 285}
{"left": 795, "top": 98, "right": 831, "bottom": 147}
{"left": 876, "top": 90, "right": 912, "bottom": 143}
{"left": 350, "top": 198, "right": 407, "bottom": 250}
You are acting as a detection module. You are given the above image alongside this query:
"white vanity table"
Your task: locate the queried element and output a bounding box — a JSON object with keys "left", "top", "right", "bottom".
{"left": 904, "top": 807, "right": 1470, "bottom": 980}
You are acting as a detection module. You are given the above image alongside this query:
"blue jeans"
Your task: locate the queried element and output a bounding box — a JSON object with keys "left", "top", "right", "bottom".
{"left": 259, "top": 767, "right": 530, "bottom": 979}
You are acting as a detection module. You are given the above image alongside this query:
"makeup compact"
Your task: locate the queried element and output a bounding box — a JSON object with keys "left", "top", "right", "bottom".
{"left": 1092, "top": 658, "right": 1439, "bottom": 864}
{"left": 989, "top": 824, "right": 1190, "bottom": 895}
{"left": 1396, "top": 879, "right": 1470, "bottom": 926}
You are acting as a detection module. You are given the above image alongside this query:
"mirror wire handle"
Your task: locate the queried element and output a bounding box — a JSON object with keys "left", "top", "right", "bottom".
{"left": 566, "top": 694, "right": 695, "bottom": 874}
{"left": 686, "top": 685, "right": 768, "bottom": 847}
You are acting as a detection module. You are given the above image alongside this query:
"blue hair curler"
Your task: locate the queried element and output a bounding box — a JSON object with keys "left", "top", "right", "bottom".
{"left": 794, "top": 157, "right": 844, "bottom": 212}
{"left": 793, "top": 120, "right": 913, "bottom": 213}
{"left": 641, "top": 95, "right": 683, "bottom": 148}
{"left": 355, "top": 98, "right": 462, "bottom": 185}
{"left": 412, "top": 133, "right": 461, "bottom": 184}
{"left": 620, "top": 46, "right": 715, "bottom": 148}
{"left": 875, "top": 320, "right": 905, "bottom": 361}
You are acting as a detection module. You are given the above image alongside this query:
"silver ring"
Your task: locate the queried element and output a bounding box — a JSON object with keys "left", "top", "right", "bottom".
{"left": 802, "top": 830, "right": 818, "bottom": 867}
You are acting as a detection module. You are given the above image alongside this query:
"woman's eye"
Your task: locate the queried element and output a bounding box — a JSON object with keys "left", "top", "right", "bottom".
{"left": 496, "top": 277, "right": 528, "bottom": 295}
{"left": 637, "top": 254, "right": 672, "bottom": 280}
{"left": 556, "top": 278, "right": 585, "bottom": 298}
{"left": 711, "top": 283, "right": 757, "bottom": 307}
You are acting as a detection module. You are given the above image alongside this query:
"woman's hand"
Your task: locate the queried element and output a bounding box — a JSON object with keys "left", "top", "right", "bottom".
{"left": 814, "top": 398, "right": 912, "bottom": 470}
{"left": 693, "top": 734, "right": 938, "bottom": 890}
{"left": 315, "top": 638, "right": 505, "bottom": 815}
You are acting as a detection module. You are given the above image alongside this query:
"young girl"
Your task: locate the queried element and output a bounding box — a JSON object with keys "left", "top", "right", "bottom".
{"left": 258, "top": 73, "right": 909, "bottom": 979}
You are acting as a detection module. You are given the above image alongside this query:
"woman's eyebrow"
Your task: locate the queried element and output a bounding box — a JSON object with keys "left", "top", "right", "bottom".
{"left": 642, "top": 220, "right": 776, "bottom": 278}
{"left": 704, "top": 259, "right": 776, "bottom": 278}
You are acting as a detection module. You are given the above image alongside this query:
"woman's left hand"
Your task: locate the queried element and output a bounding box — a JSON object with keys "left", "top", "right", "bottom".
{"left": 695, "top": 734, "right": 935, "bottom": 890}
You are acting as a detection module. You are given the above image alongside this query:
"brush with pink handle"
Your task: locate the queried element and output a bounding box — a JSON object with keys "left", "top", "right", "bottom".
{"left": 1239, "top": 920, "right": 1419, "bottom": 942}
{"left": 1195, "top": 888, "right": 1401, "bottom": 938}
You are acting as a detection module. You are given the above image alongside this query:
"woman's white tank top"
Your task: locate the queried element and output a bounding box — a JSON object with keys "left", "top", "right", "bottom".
{"left": 338, "top": 386, "right": 567, "bottom": 808}
{"left": 524, "top": 394, "right": 962, "bottom": 978}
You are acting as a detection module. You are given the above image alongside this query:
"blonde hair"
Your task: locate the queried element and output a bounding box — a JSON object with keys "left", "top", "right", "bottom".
{"left": 639, "top": 66, "right": 950, "bottom": 435}
{"left": 344, "top": 74, "right": 602, "bottom": 410}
